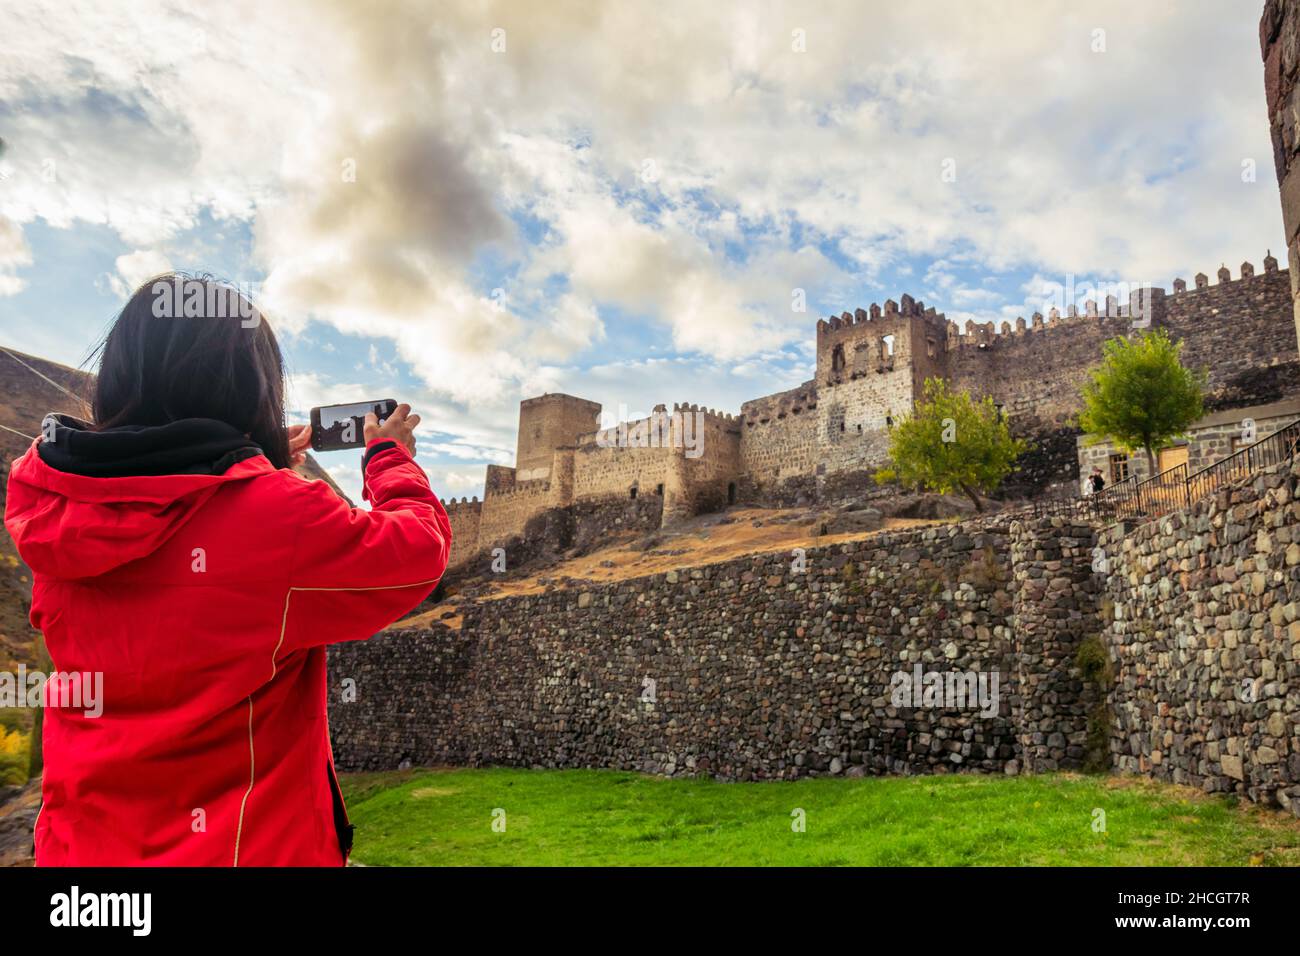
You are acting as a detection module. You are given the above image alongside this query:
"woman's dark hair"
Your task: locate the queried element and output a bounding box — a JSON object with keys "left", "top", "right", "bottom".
{"left": 91, "top": 274, "right": 292, "bottom": 469}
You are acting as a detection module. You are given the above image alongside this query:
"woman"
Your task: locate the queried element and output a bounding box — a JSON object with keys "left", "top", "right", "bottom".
{"left": 3, "top": 275, "right": 452, "bottom": 866}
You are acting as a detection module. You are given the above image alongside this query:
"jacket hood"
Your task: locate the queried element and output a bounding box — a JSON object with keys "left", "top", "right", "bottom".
{"left": 5, "top": 415, "right": 271, "bottom": 580}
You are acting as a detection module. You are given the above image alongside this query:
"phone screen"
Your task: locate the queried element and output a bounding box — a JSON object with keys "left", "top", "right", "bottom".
{"left": 311, "top": 399, "right": 397, "bottom": 452}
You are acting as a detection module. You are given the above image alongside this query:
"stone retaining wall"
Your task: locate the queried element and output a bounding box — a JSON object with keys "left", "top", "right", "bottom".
{"left": 331, "top": 517, "right": 1100, "bottom": 780}
{"left": 1010, "top": 517, "right": 1103, "bottom": 772}
{"left": 1097, "top": 460, "right": 1300, "bottom": 811}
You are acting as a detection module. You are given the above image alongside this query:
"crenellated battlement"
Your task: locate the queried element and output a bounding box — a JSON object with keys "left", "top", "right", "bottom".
{"left": 741, "top": 383, "right": 818, "bottom": 425}
{"left": 577, "top": 403, "right": 740, "bottom": 447}
{"left": 1170, "top": 252, "right": 1279, "bottom": 294}
{"left": 815, "top": 294, "right": 949, "bottom": 339}
{"left": 443, "top": 496, "right": 483, "bottom": 515}
{"left": 944, "top": 300, "right": 1138, "bottom": 350}
{"left": 941, "top": 252, "right": 1285, "bottom": 349}
{"left": 668, "top": 402, "right": 738, "bottom": 422}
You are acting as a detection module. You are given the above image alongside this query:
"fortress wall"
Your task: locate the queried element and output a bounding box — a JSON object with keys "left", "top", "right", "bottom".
{"left": 485, "top": 464, "right": 517, "bottom": 493}
{"left": 566, "top": 494, "right": 665, "bottom": 549}
{"left": 819, "top": 368, "right": 914, "bottom": 436}
{"left": 817, "top": 311, "right": 919, "bottom": 428}
{"left": 327, "top": 620, "right": 471, "bottom": 769}
{"left": 572, "top": 442, "right": 672, "bottom": 502}
{"left": 447, "top": 496, "right": 665, "bottom": 580}
{"left": 814, "top": 298, "right": 938, "bottom": 383}
{"left": 738, "top": 414, "right": 820, "bottom": 485}
{"left": 738, "top": 384, "right": 820, "bottom": 485}
{"left": 443, "top": 499, "right": 482, "bottom": 568}
{"left": 449, "top": 257, "right": 1299, "bottom": 547}
{"left": 1009, "top": 517, "right": 1104, "bottom": 772}
{"left": 944, "top": 268, "right": 1296, "bottom": 431}
{"left": 741, "top": 384, "right": 816, "bottom": 420}
{"left": 1097, "top": 458, "right": 1300, "bottom": 812}
{"left": 907, "top": 314, "right": 951, "bottom": 399}
{"left": 475, "top": 479, "right": 557, "bottom": 554}
{"left": 571, "top": 411, "right": 741, "bottom": 517}
{"left": 947, "top": 314, "right": 1133, "bottom": 429}
{"left": 1163, "top": 266, "right": 1298, "bottom": 406}
{"left": 815, "top": 376, "right": 907, "bottom": 473}
{"left": 940, "top": 268, "right": 1296, "bottom": 494}
{"left": 676, "top": 415, "right": 743, "bottom": 514}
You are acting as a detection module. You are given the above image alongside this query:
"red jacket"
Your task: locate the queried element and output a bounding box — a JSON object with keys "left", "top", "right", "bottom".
{"left": 4, "top": 417, "right": 451, "bottom": 866}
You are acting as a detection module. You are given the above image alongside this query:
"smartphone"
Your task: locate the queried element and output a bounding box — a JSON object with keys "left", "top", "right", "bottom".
{"left": 309, "top": 399, "right": 398, "bottom": 452}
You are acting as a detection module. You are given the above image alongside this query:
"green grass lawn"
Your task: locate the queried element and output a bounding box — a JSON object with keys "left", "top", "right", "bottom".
{"left": 338, "top": 767, "right": 1300, "bottom": 867}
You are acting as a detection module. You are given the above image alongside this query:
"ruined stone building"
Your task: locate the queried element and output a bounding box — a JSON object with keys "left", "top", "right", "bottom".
{"left": 444, "top": 257, "right": 1300, "bottom": 569}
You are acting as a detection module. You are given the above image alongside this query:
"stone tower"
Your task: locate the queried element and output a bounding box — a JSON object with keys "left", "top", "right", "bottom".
{"left": 1262, "top": 0, "right": 1300, "bottom": 356}
{"left": 515, "top": 393, "right": 602, "bottom": 482}
{"left": 813, "top": 296, "right": 950, "bottom": 471}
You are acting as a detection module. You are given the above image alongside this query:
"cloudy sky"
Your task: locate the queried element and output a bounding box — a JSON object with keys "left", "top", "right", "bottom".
{"left": 0, "top": 0, "right": 1283, "bottom": 503}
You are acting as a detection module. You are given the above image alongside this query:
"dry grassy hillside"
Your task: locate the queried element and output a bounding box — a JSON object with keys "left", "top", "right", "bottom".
{"left": 0, "top": 347, "right": 93, "bottom": 669}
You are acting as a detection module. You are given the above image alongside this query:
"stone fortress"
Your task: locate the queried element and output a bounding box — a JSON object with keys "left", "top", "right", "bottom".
{"left": 319, "top": 1, "right": 1300, "bottom": 826}
{"left": 444, "top": 256, "right": 1300, "bottom": 570}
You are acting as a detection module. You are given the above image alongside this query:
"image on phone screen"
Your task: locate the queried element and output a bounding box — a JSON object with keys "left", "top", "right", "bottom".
{"left": 310, "top": 399, "right": 397, "bottom": 452}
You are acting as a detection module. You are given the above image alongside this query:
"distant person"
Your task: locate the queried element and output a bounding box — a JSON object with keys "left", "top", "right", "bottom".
{"left": 4, "top": 275, "right": 452, "bottom": 866}
{"left": 1089, "top": 467, "right": 1106, "bottom": 494}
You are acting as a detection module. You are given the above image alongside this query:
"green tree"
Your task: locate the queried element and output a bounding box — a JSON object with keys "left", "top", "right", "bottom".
{"left": 1078, "top": 329, "right": 1205, "bottom": 477}
{"left": 887, "top": 378, "right": 1029, "bottom": 511}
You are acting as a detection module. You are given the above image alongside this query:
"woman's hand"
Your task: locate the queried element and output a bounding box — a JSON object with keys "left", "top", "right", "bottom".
{"left": 287, "top": 424, "right": 312, "bottom": 468}
{"left": 365, "top": 403, "right": 420, "bottom": 458}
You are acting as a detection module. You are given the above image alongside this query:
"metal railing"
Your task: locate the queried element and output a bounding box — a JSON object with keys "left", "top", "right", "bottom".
{"left": 1015, "top": 418, "right": 1300, "bottom": 526}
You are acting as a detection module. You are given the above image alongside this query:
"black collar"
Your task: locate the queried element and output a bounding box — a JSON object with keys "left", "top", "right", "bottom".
{"left": 37, "top": 415, "right": 265, "bottom": 477}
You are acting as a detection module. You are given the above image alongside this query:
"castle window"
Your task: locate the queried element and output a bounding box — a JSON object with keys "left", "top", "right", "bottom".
{"left": 1109, "top": 454, "right": 1129, "bottom": 483}
{"left": 886, "top": 414, "right": 893, "bottom": 427}
{"left": 994, "top": 403, "right": 1004, "bottom": 422}
{"left": 727, "top": 482, "right": 737, "bottom": 505}
{"left": 831, "top": 344, "right": 846, "bottom": 376}
{"left": 655, "top": 483, "right": 664, "bottom": 496}
{"left": 840, "top": 420, "right": 846, "bottom": 433}
{"left": 629, "top": 486, "right": 638, "bottom": 499}
{"left": 926, "top": 339, "right": 936, "bottom": 358}
{"left": 881, "top": 334, "right": 895, "bottom": 357}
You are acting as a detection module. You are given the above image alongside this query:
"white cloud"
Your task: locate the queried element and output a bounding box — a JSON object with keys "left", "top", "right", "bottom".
{"left": 0, "top": 0, "right": 1286, "bottom": 417}
{"left": 441, "top": 469, "right": 485, "bottom": 493}
{"left": 0, "top": 214, "right": 32, "bottom": 296}
{"left": 108, "top": 249, "right": 174, "bottom": 299}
